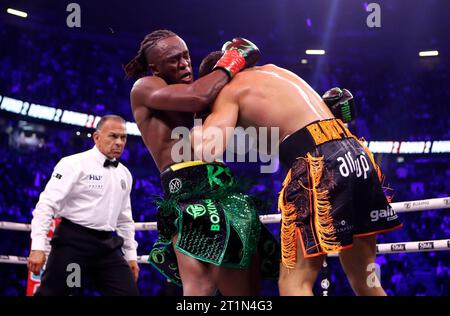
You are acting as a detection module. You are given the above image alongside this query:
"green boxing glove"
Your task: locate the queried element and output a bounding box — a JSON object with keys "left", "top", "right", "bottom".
{"left": 322, "top": 87, "right": 356, "bottom": 123}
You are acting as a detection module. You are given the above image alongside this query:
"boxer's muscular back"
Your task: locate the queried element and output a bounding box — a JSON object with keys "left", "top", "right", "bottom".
{"left": 131, "top": 78, "right": 193, "bottom": 172}
{"left": 225, "top": 64, "right": 334, "bottom": 141}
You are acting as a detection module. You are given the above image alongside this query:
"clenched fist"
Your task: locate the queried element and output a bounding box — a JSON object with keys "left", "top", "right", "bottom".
{"left": 27, "top": 250, "right": 46, "bottom": 275}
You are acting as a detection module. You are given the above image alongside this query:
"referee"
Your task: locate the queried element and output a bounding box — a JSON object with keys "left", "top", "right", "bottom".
{"left": 28, "top": 115, "right": 139, "bottom": 296}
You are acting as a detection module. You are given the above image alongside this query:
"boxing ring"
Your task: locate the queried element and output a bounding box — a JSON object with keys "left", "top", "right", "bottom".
{"left": 1, "top": 197, "right": 449, "bottom": 266}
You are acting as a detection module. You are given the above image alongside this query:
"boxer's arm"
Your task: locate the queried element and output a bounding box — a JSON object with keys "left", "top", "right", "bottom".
{"left": 31, "top": 158, "right": 77, "bottom": 251}
{"left": 116, "top": 171, "right": 139, "bottom": 280}
{"left": 191, "top": 90, "right": 238, "bottom": 161}
{"left": 130, "top": 70, "right": 228, "bottom": 113}
{"left": 116, "top": 173, "right": 138, "bottom": 262}
{"left": 29, "top": 158, "right": 77, "bottom": 274}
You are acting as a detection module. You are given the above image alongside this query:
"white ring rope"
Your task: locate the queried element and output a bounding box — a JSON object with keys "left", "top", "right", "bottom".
{"left": 0, "top": 197, "right": 448, "bottom": 265}
{"left": 1, "top": 239, "right": 449, "bottom": 265}
{"left": 1, "top": 197, "right": 449, "bottom": 231}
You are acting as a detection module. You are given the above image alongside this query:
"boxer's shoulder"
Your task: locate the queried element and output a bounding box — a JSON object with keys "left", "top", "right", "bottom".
{"left": 236, "top": 64, "right": 278, "bottom": 78}
{"left": 132, "top": 75, "right": 167, "bottom": 92}
{"left": 130, "top": 76, "right": 167, "bottom": 111}
{"left": 260, "top": 63, "right": 278, "bottom": 70}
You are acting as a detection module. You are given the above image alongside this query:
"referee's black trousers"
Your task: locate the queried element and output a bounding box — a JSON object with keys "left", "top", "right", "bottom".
{"left": 35, "top": 218, "right": 139, "bottom": 296}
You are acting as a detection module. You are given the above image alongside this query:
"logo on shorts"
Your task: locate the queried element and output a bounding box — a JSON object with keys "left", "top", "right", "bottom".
{"left": 370, "top": 206, "right": 398, "bottom": 222}
{"left": 150, "top": 249, "right": 166, "bottom": 264}
{"left": 53, "top": 173, "right": 62, "bottom": 179}
{"left": 391, "top": 243, "right": 406, "bottom": 252}
{"left": 336, "top": 222, "right": 353, "bottom": 233}
{"left": 336, "top": 151, "right": 371, "bottom": 179}
{"left": 186, "top": 204, "right": 206, "bottom": 219}
{"left": 418, "top": 242, "right": 434, "bottom": 250}
{"left": 321, "top": 279, "right": 330, "bottom": 289}
{"left": 169, "top": 178, "right": 182, "bottom": 193}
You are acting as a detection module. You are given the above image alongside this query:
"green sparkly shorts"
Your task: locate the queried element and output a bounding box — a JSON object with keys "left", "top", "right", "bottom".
{"left": 148, "top": 161, "right": 279, "bottom": 286}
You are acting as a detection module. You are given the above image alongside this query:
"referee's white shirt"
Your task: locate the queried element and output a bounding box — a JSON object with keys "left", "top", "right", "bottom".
{"left": 31, "top": 145, "right": 138, "bottom": 261}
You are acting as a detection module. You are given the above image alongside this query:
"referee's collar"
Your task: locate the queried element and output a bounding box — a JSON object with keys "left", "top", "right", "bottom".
{"left": 91, "top": 145, "right": 116, "bottom": 165}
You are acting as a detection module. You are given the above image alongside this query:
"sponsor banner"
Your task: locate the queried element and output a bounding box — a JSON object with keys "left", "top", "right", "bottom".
{"left": 2, "top": 93, "right": 449, "bottom": 151}
{"left": 390, "top": 243, "right": 406, "bottom": 251}
{"left": 418, "top": 241, "right": 434, "bottom": 250}
{"left": 0, "top": 94, "right": 139, "bottom": 135}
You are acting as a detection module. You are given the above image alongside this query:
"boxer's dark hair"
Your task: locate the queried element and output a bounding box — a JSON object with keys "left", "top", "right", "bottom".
{"left": 95, "top": 115, "right": 126, "bottom": 131}
{"left": 199, "top": 51, "right": 224, "bottom": 78}
{"left": 124, "top": 29, "right": 177, "bottom": 79}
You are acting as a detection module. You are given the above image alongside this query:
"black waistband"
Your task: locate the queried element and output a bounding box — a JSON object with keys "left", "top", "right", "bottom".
{"left": 60, "top": 218, "right": 113, "bottom": 238}
{"left": 160, "top": 161, "right": 234, "bottom": 198}
{"left": 279, "top": 118, "right": 352, "bottom": 168}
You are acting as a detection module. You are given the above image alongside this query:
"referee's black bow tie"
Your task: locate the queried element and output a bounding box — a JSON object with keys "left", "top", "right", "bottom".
{"left": 104, "top": 159, "right": 119, "bottom": 168}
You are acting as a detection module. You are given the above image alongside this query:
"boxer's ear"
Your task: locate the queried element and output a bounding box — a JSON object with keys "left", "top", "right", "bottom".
{"left": 148, "top": 63, "right": 158, "bottom": 75}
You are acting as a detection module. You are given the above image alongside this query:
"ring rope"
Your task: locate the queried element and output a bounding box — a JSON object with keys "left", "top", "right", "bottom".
{"left": 0, "top": 197, "right": 448, "bottom": 231}
{"left": 1, "top": 197, "right": 448, "bottom": 265}
{"left": 1, "top": 239, "right": 449, "bottom": 265}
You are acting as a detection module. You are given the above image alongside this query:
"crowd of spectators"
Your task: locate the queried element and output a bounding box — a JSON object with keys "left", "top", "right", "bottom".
{"left": 2, "top": 23, "right": 449, "bottom": 141}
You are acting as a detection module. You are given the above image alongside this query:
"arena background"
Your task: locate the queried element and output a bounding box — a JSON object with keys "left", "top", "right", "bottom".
{"left": 0, "top": 0, "right": 448, "bottom": 296}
